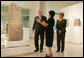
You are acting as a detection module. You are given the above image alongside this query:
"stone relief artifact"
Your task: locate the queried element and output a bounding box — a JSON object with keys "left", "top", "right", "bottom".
{"left": 8, "top": 3, "right": 23, "bottom": 41}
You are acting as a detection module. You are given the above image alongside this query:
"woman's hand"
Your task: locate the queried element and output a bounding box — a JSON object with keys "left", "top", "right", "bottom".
{"left": 36, "top": 19, "right": 48, "bottom": 27}
{"left": 44, "top": 31, "right": 46, "bottom": 34}
{"left": 58, "top": 30, "right": 62, "bottom": 35}
{"left": 36, "top": 19, "right": 41, "bottom": 23}
{"left": 42, "top": 20, "right": 46, "bottom": 24}
{"left": 32, "top": 30, "right": 35, "bottom": 33}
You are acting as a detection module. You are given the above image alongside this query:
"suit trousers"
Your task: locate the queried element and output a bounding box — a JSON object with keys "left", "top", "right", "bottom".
{"left": 34, "top": 31, "right": 44, "bottom": 50}
{"left": 57, "top": 33, "right": 65, "bottom": 51}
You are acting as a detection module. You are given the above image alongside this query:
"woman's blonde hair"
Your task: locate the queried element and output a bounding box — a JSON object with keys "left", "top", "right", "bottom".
{"left": 59, "top": 12, "right": 64, "bottom": 17}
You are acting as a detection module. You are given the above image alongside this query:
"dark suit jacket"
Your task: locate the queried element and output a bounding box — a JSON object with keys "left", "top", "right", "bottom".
{"left": 32, "top": 15, "right": 47, "bottom": 33}
{"left": 56, "top": 19, "right": 67, "bottom": 34}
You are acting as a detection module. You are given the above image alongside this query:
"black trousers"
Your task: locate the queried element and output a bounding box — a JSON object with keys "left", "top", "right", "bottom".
{"left": 57, "top": 33, "right": 65, "bottom": 51}
{"left": 34, "top": 31, "right": 44, "bottom": 50}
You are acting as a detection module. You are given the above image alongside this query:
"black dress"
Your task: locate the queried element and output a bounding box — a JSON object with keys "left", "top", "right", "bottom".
{"left": 46, "top": 17, "right": 55, "bottom": 47}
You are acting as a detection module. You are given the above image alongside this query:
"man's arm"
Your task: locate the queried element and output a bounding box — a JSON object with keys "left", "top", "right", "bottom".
{"left": 32, "top": 17, "right": 37, "bottom": 31}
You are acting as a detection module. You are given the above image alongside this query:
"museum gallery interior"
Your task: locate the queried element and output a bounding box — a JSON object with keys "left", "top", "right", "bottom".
{"left": 1, "top": 1, "right": 83, "bottom": 57}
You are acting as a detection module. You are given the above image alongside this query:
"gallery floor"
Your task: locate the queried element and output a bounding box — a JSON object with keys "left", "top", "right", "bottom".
{"left": 8, "top": 36, "right": 83, "bottom": 57}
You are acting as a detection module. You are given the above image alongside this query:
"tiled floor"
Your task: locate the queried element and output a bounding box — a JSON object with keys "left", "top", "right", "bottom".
{"left": 8, "top": 37, "right": 83, "bottom": 57}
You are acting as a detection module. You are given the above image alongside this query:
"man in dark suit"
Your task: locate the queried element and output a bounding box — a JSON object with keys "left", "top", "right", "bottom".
{"left": 32, "top": 10, "right": 47, "bottom": 52}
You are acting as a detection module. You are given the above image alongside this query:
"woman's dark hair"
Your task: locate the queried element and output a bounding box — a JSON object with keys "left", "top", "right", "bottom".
{"left": 49, "top": 10, "right": 55, "bottom": 17}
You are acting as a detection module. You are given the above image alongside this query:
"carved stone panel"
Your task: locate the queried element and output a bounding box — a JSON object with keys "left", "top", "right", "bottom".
{"left": 8, "top": 3, "right": 23, "bottom": 41}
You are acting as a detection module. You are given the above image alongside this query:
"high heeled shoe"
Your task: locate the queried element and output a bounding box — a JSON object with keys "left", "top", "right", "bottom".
{"left": 45, "top": 54, "right": 53, "bottom": 57}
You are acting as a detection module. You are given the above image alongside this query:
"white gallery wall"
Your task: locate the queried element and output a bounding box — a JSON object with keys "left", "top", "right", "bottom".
{"left": 61, "top": 2, "right": 83, "bottom": 44}
{"left": 40, "top": 1, "right": 47, "bottom": 16}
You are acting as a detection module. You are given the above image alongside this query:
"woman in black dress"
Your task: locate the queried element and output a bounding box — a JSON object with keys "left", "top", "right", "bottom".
{"left": 36, "top": 10, "right": 55, "bottom": 57}
{"left": 56, "top": 12, "right": 67, "bottom": 53}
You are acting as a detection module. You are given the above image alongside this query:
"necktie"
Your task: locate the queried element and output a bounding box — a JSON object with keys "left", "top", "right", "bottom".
{"left": 39, "top": 16, "right": 41, "bottom": 20}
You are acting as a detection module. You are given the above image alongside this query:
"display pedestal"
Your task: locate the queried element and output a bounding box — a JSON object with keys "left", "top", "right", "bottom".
{"left": 6, "top": 28, "right": 29, "bottom": 47}
{"left": 1, "top": 28, "right": 34, "bottom": 57}
{"left": 1, "top": 45, "right": 34, "bottom": 57}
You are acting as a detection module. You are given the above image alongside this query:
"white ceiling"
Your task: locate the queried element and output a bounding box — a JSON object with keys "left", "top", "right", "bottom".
{"left": 1, "top": 1, "right": 83, "bottom": 9}
{"left": 41, "top": 1, "right": 83, "bottom": 8}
